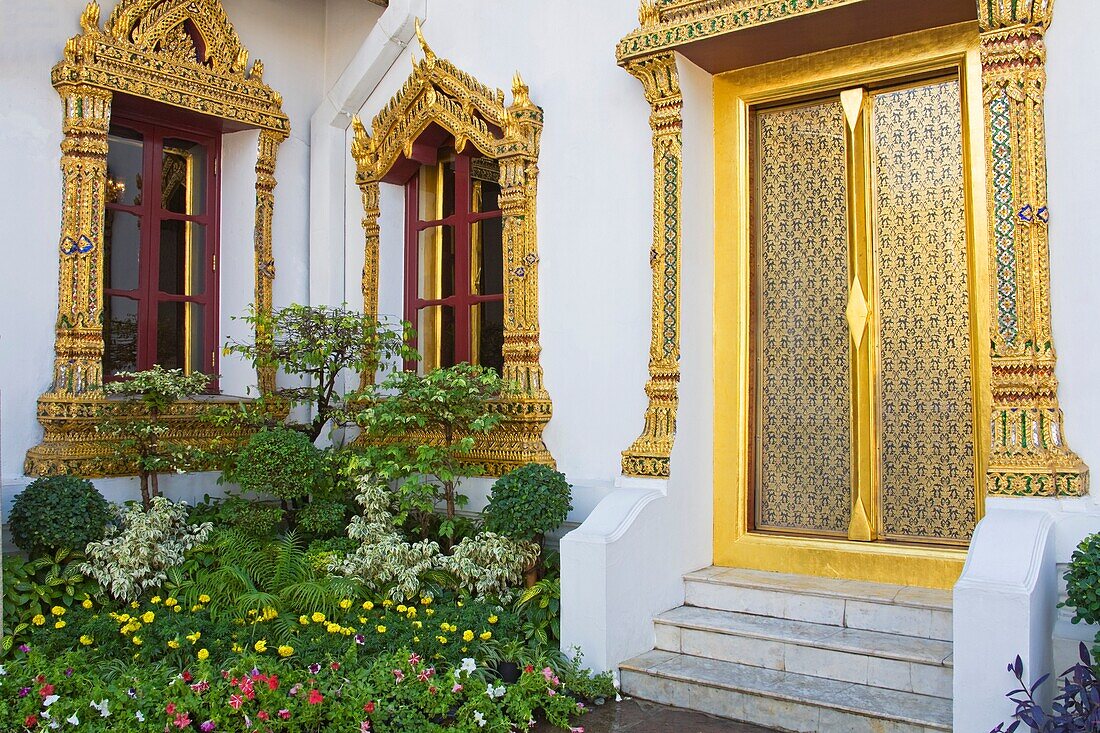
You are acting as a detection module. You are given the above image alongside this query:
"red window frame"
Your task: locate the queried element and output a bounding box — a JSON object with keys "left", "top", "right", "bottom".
{"left": 403, "top": 150, "right": 504, "bottom": 371}
{"left": 104, "top": 111, "right": 221, "bottom": 386}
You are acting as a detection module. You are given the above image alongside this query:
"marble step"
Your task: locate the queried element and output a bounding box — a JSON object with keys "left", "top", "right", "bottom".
{"left": 685, "top": 567, "right": 953, "bottom": 642}
{"left": 655, "top": 606, "right": 952, "bottom": 698}
{"left": 620, "top": 649, "right": 952, "bottom": 733}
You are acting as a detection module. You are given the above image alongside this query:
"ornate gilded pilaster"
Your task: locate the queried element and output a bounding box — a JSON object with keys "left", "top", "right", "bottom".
{"left": 620, "top": 51, "right": 683, "bottom": 478}
{"left": 50, "top": 85, "right": 113, "bottom": 396}
{"left": 349, "top": 24, "right": 553, "bottom": 473}
{"left": 254, "top": 129, "right": 285, "bottom": 395}
{"left": 979, "top": 0, "right": 1088, "bottom": 496}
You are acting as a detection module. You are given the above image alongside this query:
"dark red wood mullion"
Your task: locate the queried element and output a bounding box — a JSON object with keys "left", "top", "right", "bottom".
{"left": 136, "top": 122, "right": 160, "bottom": 371}
{"left": 452, "top": 153, "right": 472, "bottom": 365}
{"left": 403, "top": 175, "right": 422, "bottom": 372}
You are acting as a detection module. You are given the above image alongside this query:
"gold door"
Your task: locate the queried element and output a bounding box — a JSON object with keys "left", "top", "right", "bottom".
{"left": 714, "top": 23, "right": 989, "bottom": 588}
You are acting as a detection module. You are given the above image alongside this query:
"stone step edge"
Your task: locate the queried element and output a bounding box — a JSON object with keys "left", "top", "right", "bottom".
{"left": 655, "top": 608, "right": 953, "bottom": 667}
{"left": 620, "top": 653, "right": 952, "bottom": 732}
{"left": 684, "top": 569, "right": 953, "bottom": 613}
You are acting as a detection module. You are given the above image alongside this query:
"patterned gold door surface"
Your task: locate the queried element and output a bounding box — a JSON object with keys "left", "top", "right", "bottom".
{"left": 753, "top": 76, "right": 978, "bottom": 545}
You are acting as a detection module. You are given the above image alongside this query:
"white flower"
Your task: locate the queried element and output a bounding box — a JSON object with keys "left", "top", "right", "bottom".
{"left": 48, "top": 721, "right": 60, "bottom": 730}
{"left": 43, "top": 694, "right": 60, "bottom": 707}
{"left": 486, "top": 684, "right": 506, "bottom": 700}
{"left": 460, "top": 657, "right": 477, "bottom": 674}
{"left": 90, "top": 698, "right": 110, "bottom": 717}
{"left": 0, "top": 664, "right": 6, "bottom": 675}
{"left": 473, "top": 710, "right": 486, "bottom": 728}
{"left": 135, "top": 711, "right": 145, "bottom": 722}
{"left": 66, "top": 714, "right": 80, "bottom": 725}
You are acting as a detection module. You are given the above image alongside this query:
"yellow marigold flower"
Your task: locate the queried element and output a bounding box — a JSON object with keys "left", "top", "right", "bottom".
{"left": 232, "top": 643, "right": 243, "bottom": 653}
{"left": 359, "top": 617, "right": 367, "bottom": 624}
{"left": 191, "top": 605, "right": 203, "bottom": 612}
{"left": 132, "top": 636, "right": 142, "bottom": 645}
{"left": 457, "top": 601, "right": 463, "bottom": 608}
{"left": 198, "top": 594, "right": 211, "bottom": 604}
{"left": 425, "top": 608, "right": 435, "bottom": 616}
{"left": 488, "top": 615, "right": 498, "bottom": 624}
{"left": 382, "top": 599, "right": 393, "bottom": 608}
{"left": 165, "top": 598, "right": 178, "bottom": 606}
{"left": 326, "top": 622, "right": 340, "bottom": 634}
{"left": 168, "top": 640, "right": 180, "bottom": 649}
{"left": 376, "top": 625, "right": 387, "bottom": 634}
{"left": 82, "top": 599, "right": 93, "bottom": 610}
{"left": 311, "top": 612, "right": 325, "bottom": 623}
{"left": 440, "top": 622, "right": 449, "bottom": 631}
{"left": 420, "top": 597, "right": 432, "bottom": 605}
{"left": 197, "top": 648, "right": 209, "bottom": 661}
{"left": 254, "top": 640, "right": 268, "bottom": 653}
{"left": 32, "top": 615, "right": 45, "bottom": 626}
{"left": 130, "top": 601, "right": 140, "bottom": 609}
{"left": 151, "top": 596, "right": 162, "bottom": 605}
{"left": 186, "top": 632, "right": 201, "bottom": 643}
{"left": 412, "top": 621, "right": 422, "bottom": 629}
{"left": 448, "top": 624, "right": 458, "bottom": 633}
{"left": 54, "top": 621, "right": 66, "bottom": 629}
{"left": 362, "top": 601, "right": 374, "bottom": 611}
{"left": 300, "top": 615, "right": 310, "bottom": 625}
{"left": 413, "top": 636, "right": 419, "bottom": 643}
{"left": 79, "top": 635, "right": 94, "bottom": 646}
{"left": 463, "top": 630, "right": 474, "bottom": 642}
{"left": 117, "top": 613, "right": 131, "bottom": 623}
{"left": 51, "top": 606, "right": 65, "bottom": 616}
{"left": 248, "top": 609, "right": 258, "bottom": 616}
{"left": 263, "top": 607, "right": 277, "bottom": 620}
{"left": 173, "top": 605, "right": 182, "bottom": 613}
{"left": 437, "top": 636, "right": 448, "bottom": 644}
{"left": 396, "top": 605, "right": 407, "bottom": 613}
{"left": 141, "top": 612, "right": 155, "bottom": 624}
{"left": 278, "top": 645, "right": 293, "bottom": 657}
{"left": 406, "top": 607, "right": 417, "bottom": 618}
{"left": 339, "top": 599, "right": 352, "bottom": 610}
{"left": 479, "top": 631, "right": 492, "bottom": 641}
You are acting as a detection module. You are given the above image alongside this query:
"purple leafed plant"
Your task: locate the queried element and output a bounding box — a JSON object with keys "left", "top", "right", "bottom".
{"left": 991, "top": 642, "right": 1100, "bottom": 732}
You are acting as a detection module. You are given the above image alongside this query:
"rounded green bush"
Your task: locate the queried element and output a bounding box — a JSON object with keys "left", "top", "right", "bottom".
{"left": 225, "top": 427, "right": 322, "bottom": 500}
{"left": 1064, "top": 531, "right": 1100, "bottom": 627}
{"left": 483, "top": 463, "right": 573, "bottom": 542}
{"left": 8, "top": 476, "right": 111, "bottom": 555}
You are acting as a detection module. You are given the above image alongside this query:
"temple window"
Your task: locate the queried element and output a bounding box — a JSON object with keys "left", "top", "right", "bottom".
{"left": 403, "top": 146, "right": 505, "bottom": 375}
{"left": 103, "top": 114, "right": 220, "bottom": 381}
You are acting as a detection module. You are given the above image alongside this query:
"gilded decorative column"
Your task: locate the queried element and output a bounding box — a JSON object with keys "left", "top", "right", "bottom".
{"left": 254, "top": 129, "right": 284, "bottom": 395}
{"left": 498, "top": 74, "right": 552, "bottom": 415}
{"left": 49, "top": 85, "right": 113, "bottom": 396}
{"left": 621, "top": 51, "right": 683, "bottom": 478}
{"left": 979, "top": 0, "right": 1089, "bottom": 496}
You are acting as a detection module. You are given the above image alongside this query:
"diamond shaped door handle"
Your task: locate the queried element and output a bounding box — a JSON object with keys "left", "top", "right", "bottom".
{"left": 846, "top": 277, "right": 869, "bottom": 349}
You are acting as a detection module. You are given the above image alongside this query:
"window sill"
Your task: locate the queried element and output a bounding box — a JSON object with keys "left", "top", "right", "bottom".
{"left": 24, "top": 392, "right": 261, "bottom": 478}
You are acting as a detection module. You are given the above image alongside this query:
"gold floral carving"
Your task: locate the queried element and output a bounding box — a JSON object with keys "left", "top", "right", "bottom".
{"left": 978, "top": 0, "right": 1088, "bottom": 496}
{"left": 350, "top": 23, "right": 553, "bottom": 474}
{"left": 26, "top": 0, "right": 289, "bottom": 477}
{"left": 621, "top": 0, "right": 1088, "bottom": 495}
{"left": 618, "top": 52, "right": 683, "bottom": 478}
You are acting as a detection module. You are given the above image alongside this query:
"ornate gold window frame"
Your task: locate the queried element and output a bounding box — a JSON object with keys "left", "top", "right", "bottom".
{"left": 25, "top": 0, "right": 289, "bottom": 477}
{"left": 350, "top": 25, "right": 553, "bottom": 476}
{"left": 616, "top": 0, "right": 1089, "bottom": 496}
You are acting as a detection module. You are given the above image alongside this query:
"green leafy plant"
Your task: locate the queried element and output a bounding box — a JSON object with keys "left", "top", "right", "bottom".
{"left": 1061, "top": 531, "right": 1100, "bottom": 654}
{"left": 1, "top": 549, "right": 96, "bottom": 655}
{"left": 98, "top": 365, "right": 214, "bottom": 507}
{"left": 223, "top": 303, "right": 412, "bottom": 441}
{"left": 356, "top": 363, "right": 503, "bottom": 546}
{"left": 296, "top": 498, "right": 348, "bottom": 537}
{"left": 7, "top": 476, "right": 111, "bottom": 556}
{"left": 484, "top": 463, "right": 573, "bottom": 545}
{"left": 515, "top": 575, "right": 561, "bottom": 646}
{"left": 222, "top": 426, "right": 323, "bottom": 501}
{"left": 81, "top": 497, "right": 213, "bottom": 601}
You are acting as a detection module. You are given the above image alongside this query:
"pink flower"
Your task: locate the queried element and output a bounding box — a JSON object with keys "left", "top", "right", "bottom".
{"left": 200, "top": 722, "right": 215, "bottom": 732}
{"left": 417, "top": 667, "right": 435, "bottom": 682}
{"left": 408, "top": 653, "right": 421, "bottom": 667}
{"left": 363, "top": 701, "right": 375, "bottom": 714}
{"left": 267, "top": 675, "right": 279, "bottom": 691}
{"left": 548, "top": 688, "right": 557, "bottom": 696}
{"left": 392, "top": 669, "right": 405, "bottom": 682}
{"left": 289, "top": 684, "right": 302, "bottom": 696}
{"left": 360, "top": 722, "right": 372, "bottom": 732}
{"left": 165, "top": 702, "right": 177, "bottom": 715}
{"left": 330, "top": 662, "right": 340, "bottom": 671}
{"left": 571, "top": 728, "right": 585, "bottom": 733}
{"left": 174, "top": 712, "right": 192, "bottom": 728}
{"left": 308, "top": 689, "right": 324, "bottom": 705}
{"left": 542, "top": 667, "right": 554, "bottom": 681}
{"left": 228, "top": 694, "right": 243, "bottom": 710}
{"left": 257, "top": 711, "right": 269, "bottom": 721}
{"left": 452, "top": 684, "right": 463, "bottom": 694}
{"left": 278, "top": 709, "right": 291, "bottom": 720}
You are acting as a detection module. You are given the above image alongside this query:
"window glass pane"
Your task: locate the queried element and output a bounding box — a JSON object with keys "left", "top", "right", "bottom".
{"left": 162, "top": 138, "right": 207, "bottom": 215}
{"left": 159, "top": 220, "right": 206, "bottom": 295}
{"left": 416, "top": 304, "right": 455, "bottom": 374}
{"left": 104, "top": 210, "right": 141, "bottom": 291}
{"left": 471, "top": 300, "right": 504, "bottom": 375}
{"left": 471, "top": 158, "right": 501, "bottom": 212}
{"left": 417, "top": 155, "right": 455, "bottom": 221}
{"left": 104, "top": 296, "right": 139, "bottom": 376}
{"left": 471, "top": 219, "right": 503, "bottom": 296}
{"left": 157, "top": 301, "right": 206, "bottom": 373}
{"left": 106, "top": 126, "right": 144, "bottom": 207}
{"left": 418, "top": 225, "right": 455, "bottom": 300}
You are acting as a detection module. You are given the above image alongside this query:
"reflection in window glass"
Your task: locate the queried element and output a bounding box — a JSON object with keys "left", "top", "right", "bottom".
{"left": 471, "top": 158, "right": 500, "bottom": 213}
{"left": 157, "top": 301, "right": 205, "bottom": 373}
{"left": 417, "top": 305, "right": 455, "bottom": 374}
{"left": 104, "top": 296, "right": 139, "bottom": 376}
{"left": 471, "top": 300, "right": 504, "bottom": 375}
{"left": 418, "top": 225, "right": 455, "bottom": 300}
{"left": 105, "top": 210, "right": 142, "bottom": 291}
{"left": 159, "top": 220, "right": 206, "bottom": 295}
{"left": 106, "top": 126, "right": 144, "bottom": 207}
{"left": 162, "top": 138, "right": 207, "bottom": 215}
{"left": 418, "top": 152, "right": 456, "bottom": 221}
{"left": 471, "top": 220, "right": 503, "bottom": 296}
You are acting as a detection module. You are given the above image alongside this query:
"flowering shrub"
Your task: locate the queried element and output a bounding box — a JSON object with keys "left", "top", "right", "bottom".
{"left": 81, "top": 497, "right": 212, "bottom": 602}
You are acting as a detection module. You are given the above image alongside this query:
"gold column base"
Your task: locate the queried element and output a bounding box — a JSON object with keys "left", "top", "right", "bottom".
{"left": 621, "top": 370, "right": 678, "bottom": 478}
{"left": 987, "top": 451, "right": 1089, "bottom": 497}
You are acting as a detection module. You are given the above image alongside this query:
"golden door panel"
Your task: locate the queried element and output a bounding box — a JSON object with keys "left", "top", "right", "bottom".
{"left": 872, "top": 79, "right": 977, "bottom": 542}
{"left": 754, "top": 99, "right": 852, "bottom": 536}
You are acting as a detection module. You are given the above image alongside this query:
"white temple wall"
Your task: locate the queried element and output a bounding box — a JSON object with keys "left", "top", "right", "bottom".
{"left": 0, "top": 0, "right": 327, "bottom": 508}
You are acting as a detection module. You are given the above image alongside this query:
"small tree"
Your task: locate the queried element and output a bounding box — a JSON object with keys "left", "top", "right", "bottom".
{"left": 356, "top": 363, "right": 503, "bottom": 547}
{"left": 98, "top": 365, "right": 213, "bottom": 508}
{"left": 223, "top": 303, "right": 411, "bottom": 441}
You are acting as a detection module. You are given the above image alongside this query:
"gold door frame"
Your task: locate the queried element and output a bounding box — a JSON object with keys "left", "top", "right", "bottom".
{"left": 714, "top": 23, "right": 990, "bottom": 589}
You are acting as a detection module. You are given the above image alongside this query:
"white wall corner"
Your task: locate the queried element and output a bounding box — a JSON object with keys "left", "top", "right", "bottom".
{"left": 953, "top": 506, "right": 1057, "bottom": 733}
